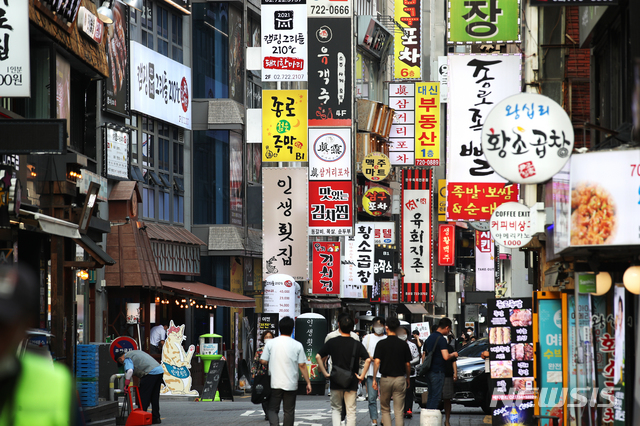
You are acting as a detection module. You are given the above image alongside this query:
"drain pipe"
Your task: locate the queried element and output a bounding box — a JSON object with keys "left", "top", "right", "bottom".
{"left": 109, "top": 373, "right": 125, "bottom": 401}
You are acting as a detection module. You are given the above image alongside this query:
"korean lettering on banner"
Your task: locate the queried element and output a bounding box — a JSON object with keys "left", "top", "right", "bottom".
{"left": 393, "top": 0, "right": 421, "bottom": 80}
{"left": 447, "top": 54, "right": 521, "bottom": 221}
{"left": 537, "top": 299, "right": 563, "bottom": 426}
{"left": 341, "top": 236, "right": 368, "bottom": 298}
{"left": 312, "top": 242, "right": 341, "bottom": 295}
{"left": 354, "top": 222, "right": 375, "bottom": 286}
{"left": 262, "top": 90, "right": 308, "bottom": 162}
{"left": 448, "top": 0, "right": 521, "bottom": 44}
{"left": 104, "top": 1, "right": 129, "bottom": 117}
{"left": 309, "top": 128, "right": 351, "bottom": 180}
{"left": 374, "top": 248, "right": 394, "bottom": 280}
{"left": 261, "top": 0, "right": 307, "bottom": 82}
{"left": 0, "top": 1, "right": 30, "bottom": 97}
{"left": 374, "top": 223, "right": 395, "bottom": 245}
{"left": 415, "top": 83, "right": 440, "bottom": 166}
{"left": 263, "top": 168, "right": 309, "bottom": 281}
{"left": 438, "top": 224, "right": 455, "bottom": 266}
{"left": 389, "top": 83, "right": 415, "bottom": 166}
{"left": 308, "top": 180, "right": 353, "bottom": 236}
{"left": 390, "top": 278, "right": 399, "bottom": 302}
{"left": 362, "top": 186, "right": 391, "bottom": 217}
{"left": 475, "top": 231, "right": 495, "bottom": 292}
{"left": 592, "top": 296, "right": 616, "bottom": 425}
{"left": 106, "top": 128, "right": 129, "bottom": 180}
{"left": 254, "top": 313, "right": 279, "bottom": 347}
{"left": 401, "top": 168, "right": 431, "bottom": 303}
{"left": 130, "top": 41, "right": 192, "bottom": 129}
{"left": 487, "top": 297, "right": 535, "bottom": 426}
{"left": 308, "top": 19, "right": 352, "bottom": 126}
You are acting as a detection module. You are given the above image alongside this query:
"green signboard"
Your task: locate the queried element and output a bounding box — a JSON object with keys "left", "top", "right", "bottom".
{"left": 448, "top": 0, "right": 521, "bottom": 44}
{"left": 577, "top": 273, "right": 597, "bottom": 294}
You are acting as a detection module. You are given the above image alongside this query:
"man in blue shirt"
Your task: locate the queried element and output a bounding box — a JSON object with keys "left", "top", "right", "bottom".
{"left": 117, "top": 350, "right": 164, "bottom": 424}
{"left": 421, "top": 318, "right": 458, "bottom": 410}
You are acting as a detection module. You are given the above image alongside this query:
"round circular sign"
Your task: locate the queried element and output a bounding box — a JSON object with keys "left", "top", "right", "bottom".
{"left": 362, "top": 152, "right": 391, "bottom": 181}
{"left": 109, "top": 336, "right": 138, "bottom": 362}
{"left": 313, "top": 133, "right": 346, "bottom": 162}
{"left": 469, "top": 221, "right": 491, "bottom": 232}
{"left": 362, "top": 187, "right": 391, "bottom": 216}
{"left": 180, "top": 77, "right": 189, "bottom": 113}
{"left": 482, "top": 92, "right": 574, "bottom": 184}
{"left": 489, "top": 202, "right": 533, "bottom": 248}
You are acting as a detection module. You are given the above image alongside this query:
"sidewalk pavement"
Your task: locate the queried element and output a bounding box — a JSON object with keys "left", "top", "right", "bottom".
{"left": 152, "top": 395, "right": 491, "bottom": 426}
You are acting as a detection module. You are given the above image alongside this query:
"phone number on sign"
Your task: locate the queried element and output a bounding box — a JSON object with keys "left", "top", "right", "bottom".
{"left": 263, "top": 73, "right": 306, "bottom": 80}
{"left": 415, "top": 159, "right": 440, "bottom": 166}
{"left": 309, "top": 5, "right": 350, "bottom": 15}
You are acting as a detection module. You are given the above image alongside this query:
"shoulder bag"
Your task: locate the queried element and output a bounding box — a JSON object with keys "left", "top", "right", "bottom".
{"left": 418, "top": 334, "right": 442, "bottom": 377}
{"left": 329, "top": 340, "right": 358, "bottom": 389}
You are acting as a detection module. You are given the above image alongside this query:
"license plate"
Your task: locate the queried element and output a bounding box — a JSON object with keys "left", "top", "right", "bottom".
{"left": 415, "top": 387, "right": 428, "bottom": 394}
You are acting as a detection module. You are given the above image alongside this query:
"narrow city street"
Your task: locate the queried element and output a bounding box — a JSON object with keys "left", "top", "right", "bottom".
{"left": 156, "top": 397, "right": 489, "bottom": 426}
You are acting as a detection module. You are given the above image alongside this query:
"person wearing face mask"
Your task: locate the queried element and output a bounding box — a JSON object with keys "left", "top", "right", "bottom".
{"left": 252, "top": 331, "right": 277, "bottom": 420}
{"left": 397, "top": 327, "right": 419, "bottom": 419}
{"left": 362, "top": 317, "right": 386, "bottom": 426}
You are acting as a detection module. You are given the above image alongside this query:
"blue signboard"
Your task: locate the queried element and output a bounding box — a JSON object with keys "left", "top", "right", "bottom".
{"left": 538, "top": 299, "right": 563, "bottom": 426}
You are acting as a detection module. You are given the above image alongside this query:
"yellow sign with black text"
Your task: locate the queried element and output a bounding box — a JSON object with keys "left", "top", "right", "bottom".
{"left": 262, "top": 90, "right": 308, "bottom": 162}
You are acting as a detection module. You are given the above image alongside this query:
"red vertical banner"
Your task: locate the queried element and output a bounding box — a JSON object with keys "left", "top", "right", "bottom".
{"left": 401, "top": 168, "right": 432, "bottom": 303}
{"left": 312, "top": 241, "right": 341, "bottom": 295}
{"left": 438, "top": 224, "right": 455, "bottom": 266}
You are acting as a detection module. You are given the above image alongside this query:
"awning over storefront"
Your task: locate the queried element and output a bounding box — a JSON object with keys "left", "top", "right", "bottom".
{"left": 402, "top": 303, "right": 429, "bottom": 315}
{"left": 20, "top": 209, "right": 81, "bottom": 239}
{"left": 307, "top": 298, "right": 342, "bottom": 309}
{"left": 162, "top": 281, "right": 256, "bottom": 308}
{"left": 74, "top": 234, "right": 116, "bottom": 266}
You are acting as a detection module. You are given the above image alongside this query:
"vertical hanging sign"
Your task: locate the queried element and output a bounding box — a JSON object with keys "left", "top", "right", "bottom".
{"left": 448, "top": 0, "right": 521, "bottom": 44}
{"left": 414, "top": 82, "right": 440, "bottom": 166}
{"left": 263, "top": 168, "right": 309, "bottom": 280}
{"left": 401, "top": 169, "right": 432, "bottom": 302}
{"left": 262, "top": 90, "right": 308, "bottom": 162}
{"left": 475, "top": 230, "right": 495, "bottom": 291}
{"left": 312, "top": 241, "right": 341, "bottom": 294}
{"left": 341, "top": 235, "right": 368, "bottom": 299}
{"left": 389, "top": 83, "right": 415, "bottom": 166}
{"left": 261, "top": 0, "right": 307, "bottom": 82}
{"left": 437, "top": 224, "right": 455, "bottom": 266}
{"left": 393, "top": 0, "right": 421, "bottom": 80}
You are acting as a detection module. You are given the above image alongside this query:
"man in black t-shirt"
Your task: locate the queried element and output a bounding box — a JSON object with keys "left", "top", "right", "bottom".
{"left": 372, "top": 317, "right": 412, "bottom": 426}
{"left": 422, "top": 318, "right": 458, "bottom": 410}
{"left": 317, "top": 316, "right": 370, "bottom": 426}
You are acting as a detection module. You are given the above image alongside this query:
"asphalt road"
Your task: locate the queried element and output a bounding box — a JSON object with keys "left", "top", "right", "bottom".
{"left": 156, "top": 395, "right": 490, "bottom": 426}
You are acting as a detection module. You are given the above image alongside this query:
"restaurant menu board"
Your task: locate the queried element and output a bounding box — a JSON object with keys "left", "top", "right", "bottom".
{"left": 488, "top": 298, "right": 535, "bottom": 426}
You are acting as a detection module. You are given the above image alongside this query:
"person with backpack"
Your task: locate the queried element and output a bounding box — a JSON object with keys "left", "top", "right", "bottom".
{"left": 420, "top": 318, "right": 458, "bottom": 410}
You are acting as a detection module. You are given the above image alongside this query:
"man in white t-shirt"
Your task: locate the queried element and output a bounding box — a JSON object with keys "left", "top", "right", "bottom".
{"left": 362, "top": 317, "right": 387, "bottom": 426}
{"left": 149, "top": 322, "right": 167, "bottom": 354}
{"left": 261, "top": 316, "right": 312, "bottom": 426}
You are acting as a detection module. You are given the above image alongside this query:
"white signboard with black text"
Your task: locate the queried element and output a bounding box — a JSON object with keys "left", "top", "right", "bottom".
{"left": 261, "top": 0, "right": 307, "bottom": 82}
{"left": 0, "top": 1, "right": 30, "bottom": 97}
{"left": 489, "top": 202, "right": 532, "bottom": 248}
{"left": 130, "top": 41, "right": 192, "bottom": 129}
{"left": 106, "top": 128, "right": 129, "bottom": 180}
{"left": 308, "top": 128, "right": 351, "bottom": 180}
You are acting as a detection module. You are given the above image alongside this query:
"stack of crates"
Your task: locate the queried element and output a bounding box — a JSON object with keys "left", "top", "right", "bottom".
{"left": 76, "top": 344, "right": 99, "bottom": 407}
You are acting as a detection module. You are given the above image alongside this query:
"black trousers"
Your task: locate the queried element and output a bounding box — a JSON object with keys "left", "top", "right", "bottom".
{"left": 405, "top": 377, "right": 415, "bottom": 413}
{"left": 268, "top": 389, "right": 297, "bottom": 426}
{"left": 139, "top": 373, "right": 163, "bottom": 420}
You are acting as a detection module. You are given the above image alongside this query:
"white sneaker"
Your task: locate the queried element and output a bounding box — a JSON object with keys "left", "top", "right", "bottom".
{"left": 341, "top": 421, "right": 346, "bottom": 426}
{"left": 357, "top": 396, "right": 366, "bottom": 401}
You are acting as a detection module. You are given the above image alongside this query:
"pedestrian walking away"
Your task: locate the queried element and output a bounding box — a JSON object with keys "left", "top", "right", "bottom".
{"left": 372, "top": 317, "right": 412, "bottom": 426}
{"left": 316, "top": 315, "right": 371, "bottom": 426}
{"left": 362, "top": 316, "right": 387, "bottom": 426}
{"left": 260, "top": 316, "right": 312, "bottom": 426}
{"left": 442, "top": 334, "right": 458, "bottom": 426}
{"left": 397, "top": 327, "right": 420, "bottom": 419}
{"left": 150, "top": 322, "right": 168, "bottom": 355}
{"left": 421, "top": 318, "right": 458, "bottom": 411}
{"left": 117, "top": 350, "right": 164, "bottom": 424}
{"left": 252, "top": 331, "right": 277, "bottom": 420}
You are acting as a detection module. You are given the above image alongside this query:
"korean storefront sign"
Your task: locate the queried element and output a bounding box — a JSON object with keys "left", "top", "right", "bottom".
{"left": 78, "top": 7, "right": 104, "bottom": 44}
{"left": 415, "top": 82, "right": 440, "bottom": 166}
{"left": 309, "top": 180, "right": 353, "bottom": 236}
{"left": 438, "top": 179, "right": 447, "bottom": 222}
{"left": 389, "top": 83, "right": 415, "bottom": 166}
{"left": 380, "top": 278, "right": 398, "bottom": 303}
{"left": 0, "top": 1, "right": 30, "bottom": 97}
{"left": 312, "top": 241, "right": 341, "bottom": 295}
{"left": 438, "top": 224, "right": 455, "bottom": 266}
{"left": 261, "top": 0, "right": 307, "bottom": 82}
{"left": 475, "top": 231, "right": 495, "bottom": 292}
{"left": 362, "top": 152, "right": 391, "bottom": 181}
{"left": 487, "top": 297, "right": 535, "bottom": 426}
{"left": 106, "top": 127, "right": 129, "bottom": 180}
{"left": 483, "top": 93, "right": 573, "bottom": 184}
{"left": 308, "top": 128, "right": 351, "bottom": 180}
{"left": 448, "top": 0, "right": 521, "bottom": 44}
{"left": 103, "top": 1, "right": 129, "bottom": 117}
{"left": 489, "top": 202, "right": 532, "bottom": 248}
{"left": 567, "top": 150, "right": 640, "bottom": 247}
{"left": 263, "top": 274, "right": 301, "bottom": 320}
{"left": 536, "top": 298, "right": 563, "bottom": 426}
{"left": 308, "top": 18, "right": 352, "bottom": 126}
{"left": 341, "top": 235, "right": 369, "bottom": 298}
{"left": 374, "top": 222, "right": 395, "bottom": 245}
{"left": 349, "top": 222, "right": 375, "bottom": 287}
{"left": 130, "top": 41, "right": 191, "bottom": 129}
{"left": 401, "top": 168, "right": 431, "bottom": 303}
{"left": 393, "top": 0, "right": 421, "bottom": 80}
{"left": 362, "top": 186, "right": 391, "bottom": 217}
{"left": 263, "top": 168, "right": 309, "bottom": 281}
{"left": 374, "top": 247, "right": 394, "bottom": 280}
{"left": 262, "top": 90, "right": 308, "bottom": 162}
{"left": 447, "top": 54, "right": 521, "bottom": 221}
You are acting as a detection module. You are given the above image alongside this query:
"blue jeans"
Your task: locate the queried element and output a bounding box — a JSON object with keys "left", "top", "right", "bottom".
{"left": 366, "top": 376, "right": 379, "bottom": 420}
{"left": 425, "top": 370, "right": 445, "bottom": 409}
